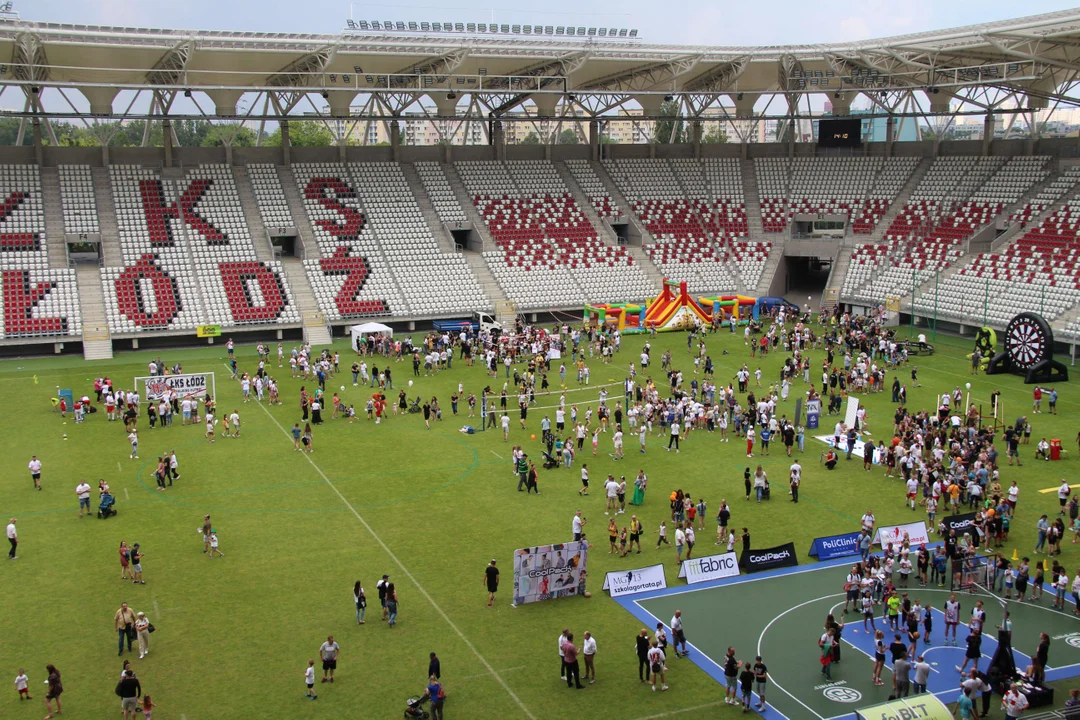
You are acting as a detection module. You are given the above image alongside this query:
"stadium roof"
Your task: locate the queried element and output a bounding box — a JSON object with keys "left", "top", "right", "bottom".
{"left": 6, "top": 8, "right": 1080, "bottom": 118}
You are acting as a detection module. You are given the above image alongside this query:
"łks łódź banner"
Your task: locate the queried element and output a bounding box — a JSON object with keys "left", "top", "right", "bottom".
{"left": 512, "top": 540, "right": 588, "bottom": 606}
{"left": 740, "top": 542, "right": 798, "bottom": 573}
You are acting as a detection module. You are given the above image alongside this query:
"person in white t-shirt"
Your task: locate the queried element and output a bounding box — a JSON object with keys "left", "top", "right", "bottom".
{"left": 604, "top": 477, "right": 619, "bottom": 515}
{"left": 789, "top": 461, "right": 802, "bottom": 503}
{"left": 6, "top": 517, "right": 18, "bottom": 559}
{"left": 128, "top": 430, "right": 139, "bottom": 459}
{"left": 612, "top": 427, "right": 624, "bottom": 460}
{"left": 1002, "top": 682, "right": 1030, "bottom": 718}
{"left": 75, "top": 481, "right": 92, "bottom": 518}
{"left": 28, "top": 456, "right": 42, "bottom": 491}
{"left": 572, "top": 511, "right": 586, "bottom": 541}
{"left": 204, "top": 413, "right": 216, "bottom": 444}
{"left": 667, "top": 421, "right": 681, "bottom": 453}
{"left": 674, "top": 525, "right": 686, "bottom": 563}
{"left": 226, "top": 411, "right": 241, "bottom": 438}
{"left": 304, "top": 659, "right": 317, "bottom": 700}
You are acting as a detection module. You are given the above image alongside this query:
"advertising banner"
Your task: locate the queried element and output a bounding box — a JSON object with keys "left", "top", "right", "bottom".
{"left": 942, "top": 512, "right": 981, "bottom": 547}
{"left": 196, "top": 324, "right": 222, "bottom": 338}
{"left": 740, "top": 542, "right": 798, "bottom": 573}
{"left": 808, "top": 532, "right": 863, "bottom": 560}
{"left": 677, "top": 552, "right": 740, "bottom": 584}
{"left": 512, "top": 540, "right": 588, "bottom": 606}
{"left": 805, "top": 398, "right": 821, "bottom": 430}
{"left": 855, "top": 694, "right": 952, "bottom": 720}
{"left": 139, "top": 373, "right": 210, "bottom": 402}
{"left": 875, "top": 521, "right": 929, "bottom": 548}
{"left": 603, "top": 564, "right": 667, "bottom": 597}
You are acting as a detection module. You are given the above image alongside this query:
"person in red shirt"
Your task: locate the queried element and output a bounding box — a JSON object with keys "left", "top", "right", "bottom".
{"left": 562, "top": 633, "right": 584, "bottom": 689}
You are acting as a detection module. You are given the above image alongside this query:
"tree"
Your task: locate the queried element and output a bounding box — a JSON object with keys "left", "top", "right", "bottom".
{"left": 265, "top": 120, "right": 334, "bottom": 147}
{"left": 200, "top": 125, "right": 259, "bottom": 147}
{"left": 701, "top": 128, "right": 729, "bottom": 144}
{"left": 653, "top": 101, "right": 685, "bottom": 144}
{"left": 557, "top": 128, "right": 581, "bottom": 144}
{"left": 518, "top": 131, "right": 541, "bottom": 145}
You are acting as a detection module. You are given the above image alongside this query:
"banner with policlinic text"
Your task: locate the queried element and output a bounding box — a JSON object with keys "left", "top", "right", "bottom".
{"left": 808, "top": 532, "right": 862, "bottom": 560}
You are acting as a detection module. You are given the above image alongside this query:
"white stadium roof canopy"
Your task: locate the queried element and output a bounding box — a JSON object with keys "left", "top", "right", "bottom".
{"left": 6, "top": 8, "right": 1080, "bottom": 119}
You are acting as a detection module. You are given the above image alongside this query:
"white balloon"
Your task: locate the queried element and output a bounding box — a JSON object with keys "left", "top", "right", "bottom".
{"left": 408, "top": 380, "right": 414, "bottom": 387}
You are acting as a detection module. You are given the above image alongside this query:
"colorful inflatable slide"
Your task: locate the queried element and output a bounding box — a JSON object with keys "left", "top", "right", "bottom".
{"left": 642, "top": 280, "right": 712, "bottom": 332}
{"left": 583, "top": 302, "right": 644, "bottom": 332}
{"left": 698, "top": 294, "right": 758, "bottom": 324}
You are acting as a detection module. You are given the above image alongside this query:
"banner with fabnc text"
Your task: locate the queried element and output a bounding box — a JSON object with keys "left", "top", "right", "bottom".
{"left": 808, "top": 531, "right": 862, "bottom": 560}
{"left": 511, "top": 540, "right": 588, "bottom": 606}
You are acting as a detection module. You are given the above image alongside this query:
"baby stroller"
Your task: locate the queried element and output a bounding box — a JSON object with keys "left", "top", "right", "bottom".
{"left": 542, "top": 449, "right": 559, "bottom": 470}
{"left": 97, "top": 492, "right": 117, "bottom": 519}
{"left": 403, "top": 695, "right": 429, "bottom": 719}
{"left": 408, "top": 397, "right": 423, "bottom": 414}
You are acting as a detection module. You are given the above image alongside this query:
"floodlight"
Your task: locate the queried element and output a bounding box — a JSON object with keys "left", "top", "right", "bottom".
{"left": 408, "top": 21, "right": 417, "bottom": 30}
{"left": 664, "top": 94, "right": 673, "bottom": 102}
{"left": 834, "top": 91, "right": 840, "bottom": 98}
{"left": 395, "top": 21, "right": 405, "bottom": 30}
{"left": 587, "top": 27, "right": 596, "bottom": 36}
{"left": 321, "top": 91, "right": 329, "bottom": 99}
{"left": 354, "top": 65, "right": 364, "bottom": 73}
{"left": 512, "top": 25, "right": 520, "bottom": 33}
{"left": 358, "top": 20, "right": 369, "bottom": 29}
{"left": 523, "top": 25, "right": 532, "bottom": 34}
{"left": 184, "top": 89, "right": 192, "bottom": 97}
{"left": 545, "top": 26, "right": 554, "bottom": 34}
{"left": 501, "top": 24, "right": 510, "bottom": 32}
{"left": 556, "top": 26, "right": 565, "bottom": 34}
{"left": 629, "top": 29, "right": 638, "bottom": 37}
{"left": 736, "top": 92, "right": 743, "bottom": 100}
{"left": 371, "top": 21, "right": 380, "bottom": 30}
{"left": 346, "top": 19, "right": 357, "bottom": 29}
{"left": 447, "top": 92, "right": 457, "bottom": 99}
{"left": 466, "top": 23, "right": 474, "bottom": 31}
{"left": 932, "top": 88, "right": 940, "bottom": 94}
{"left": 598, "top": 28, "right": 607, "bottom": 36}
{"left": 478, "top": 23, "right": 486, "bottom": 32}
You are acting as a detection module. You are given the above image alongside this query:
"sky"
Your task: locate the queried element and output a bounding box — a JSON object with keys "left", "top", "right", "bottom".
{"left": 24, "top": 0, "right": 1080, "bottom": 46}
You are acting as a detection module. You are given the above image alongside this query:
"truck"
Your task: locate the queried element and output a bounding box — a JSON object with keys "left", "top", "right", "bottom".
{"left": 431, "top": 311, "right": 503, "bottom": 334}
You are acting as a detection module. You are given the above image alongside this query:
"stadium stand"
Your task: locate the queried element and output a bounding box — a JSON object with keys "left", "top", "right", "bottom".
{"left": 455, "top": 160, "right": 651, "bottom": 308}
{"left": 600, "top": 158, "right": 740, "bottom": 293}
{"left": 57, "top": 165, "right": 101, "bottom": 235}
{"left": 247, "top": 163, "right": 295, "bottom": 231}
{"left": 0, "top": 165, "right": 82, "bottom": 339}
{"left": 917, "top": 165, "right": 1080, "bottom": 327}
{"left": 346, "top": 162, "right": 487, "bottom": 316}
{"left": 564, "top": 160, "right": 619, "bottom": 220}
{"left": 415, "top": 162, "right": 469, "bottom": 224}
{"left": 101, "top": 164, "right": 301, "bottom": 334}
{"left": 844, "top": 156, "right": 1050, "bottom": 305}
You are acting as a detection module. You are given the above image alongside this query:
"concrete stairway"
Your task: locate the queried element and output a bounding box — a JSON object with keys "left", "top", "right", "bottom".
{"left": 554, "top": 161, "right": 620, "bottom": 245}
{"left": 463, "top": 252, "right": 509, "bottom": 310}
{"left": 867, "top": 158, "right": 933, "bottom": 243}
{"left": 740, "top": 158, "right": 766, "bottom": 239}
{"left": 91, "top": 168, "right": 123, "bottom": 267}
{"left": 444, "top": 164, "right": 495, "bottom": 251}
{"left": 753, "top": 244, "right": 785, "bottom": 296}
{"left": 280, "top": 256, "right": 331, "bottom": 345}
{"left": 627, "top": 246, "right": 665, "bottom": 290}
{"left": 822, "top": 247, "right": 852, "bottom": 307}
{"left": 38, "top": 167, "right": 68, "bottom": 267}
{"left": 75, "top": 262, "right": 112, "bottom": 359}
{"left": 277, "top": 166, "right": 317, "bottom": 258}
{"left": 232, "top": 166, "right": 274, "bottom": 261}
{"left": 401, "top": 162, "right": 459, "bottom": 253}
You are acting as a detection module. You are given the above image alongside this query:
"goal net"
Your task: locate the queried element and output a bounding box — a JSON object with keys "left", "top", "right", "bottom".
{"left": 951, "top": 553, "right": 991, "bottom": 592}
{"left": 134, "top": 372, "right": 217, "bottom": 404}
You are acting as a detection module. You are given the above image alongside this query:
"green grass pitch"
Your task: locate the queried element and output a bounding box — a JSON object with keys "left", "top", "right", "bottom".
{"left": 2, "top": 325, "right": 1079, "bottom": 719}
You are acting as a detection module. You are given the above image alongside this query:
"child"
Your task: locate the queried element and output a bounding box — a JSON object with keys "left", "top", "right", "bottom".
{"left": 1033, "top": 561, "right": 1045, "bottom": 601}
{"left": 861, "top": 591, "right": 876, "bottom": 631}
{"left": 1003, "top": 566, "right": 1015, "bottom": 598}
{"left": 739, "top": 658, "right": 755, "bottom": 712}
{"left": 872, "top": 630, "right": 886, "bottom": 686}
{"left": 656, "top": 521, "right": 669, "bottom": 548}
{"left": 141, "top": 695, "right": 156, "bottom": 719}
{"left": 305, "top": 659, "right": 317, "bottom": 700}
{"left": 744, "top": 468, "right": 752, "bottom": 501}
{"left": 14, "top": 668, "right": 30, "bottom": 700}
{"left": 208, "top": 531, "right": 224, "bottom": 559}
{"left": 922, "top": 603, "right": 933, "bottom": 644}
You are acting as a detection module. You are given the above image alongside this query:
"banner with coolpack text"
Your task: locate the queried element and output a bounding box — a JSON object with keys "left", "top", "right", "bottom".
{"left": 875, "top": 521, "right": 929, "bottom": 548}
{"left": 942, "top": 512, "right": 981, "bottom": 547}
{"left": 511, "top": 540, "right": 588, "bottom": 606}
{"left": 740, "top": 542, "right": 798, "bottom": 573}
{"left": 603, "top": 564, "right": 667, "bottom": 597}
{"left": 808, "top": 531, "right": 862, "bottom": 560}
{"left": 677, "top": 552, "right": 740, "bottom": 584}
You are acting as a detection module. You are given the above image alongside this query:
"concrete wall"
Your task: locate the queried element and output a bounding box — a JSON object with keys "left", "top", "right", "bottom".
{"left": 18, "top": 137, "right": 1080, "bottom": 168}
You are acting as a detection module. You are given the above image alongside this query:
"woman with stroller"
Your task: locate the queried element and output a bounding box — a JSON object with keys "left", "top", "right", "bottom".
{"left": 420, "top": 674, "right": 445, "bottom": 720}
